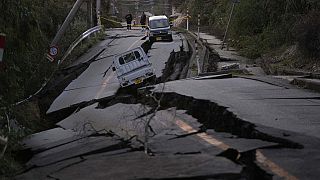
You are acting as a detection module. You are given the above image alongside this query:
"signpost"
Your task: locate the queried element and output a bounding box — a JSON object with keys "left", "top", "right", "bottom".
{"left": 49, "top": 46, "right": 59, "bottom": 57}
{"left": 46, "top": 53, "right": 55, "bottom": 62}
{"left": 0, "top": 33, "right": 6, "bottom": 64}
{"left": 46, "top": 46, "right": 58, "bottom": 62}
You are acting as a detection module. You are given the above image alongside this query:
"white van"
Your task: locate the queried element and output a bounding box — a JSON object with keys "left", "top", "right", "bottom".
{"left": 148, "top": 15, "right": 173, "bottom": 42}
{"left": 113, "top": 47, "right": 155, "bottom": 87}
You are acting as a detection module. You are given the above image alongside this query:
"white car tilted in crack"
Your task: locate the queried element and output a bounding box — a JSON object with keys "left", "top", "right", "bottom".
{"left": 113, "top": 47, "right": 156, "bottom": 87}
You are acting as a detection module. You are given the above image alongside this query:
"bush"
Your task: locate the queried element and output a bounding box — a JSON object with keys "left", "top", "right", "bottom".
{"left": 0, "top": 0, "right": 99, "bottom": 176}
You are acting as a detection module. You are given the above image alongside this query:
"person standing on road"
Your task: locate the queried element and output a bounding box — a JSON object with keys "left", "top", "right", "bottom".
{"left": 125, "top": 13, "right": 133, "bottom": 31}
{"left": 140, "top": 12, "right": 147, "bottom": 31}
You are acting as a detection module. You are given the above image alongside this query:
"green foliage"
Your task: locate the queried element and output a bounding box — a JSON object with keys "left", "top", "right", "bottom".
{"left": 0, "top": 108, "right": 30, "bottom": 177}
{"left": 294, "top": 11, "right": 320, "bottom": 57}
{"left": 0, "top": 0, "right": 100, "bottom": 176}
{"left": 184, "top": 0, "right": 320, "bottom": 59}
{"left": 187, "top": 0, "right": 216, "bottom": 26}
{"left": 232, "top": 0, "right": 268, "bottom": 36}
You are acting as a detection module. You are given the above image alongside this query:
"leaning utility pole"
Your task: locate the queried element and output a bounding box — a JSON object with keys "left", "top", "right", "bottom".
{"left": 221, "top": 0, "right": 240, "bottom": 49}
{"left": 96, "top": 0, "right": 101, "bottom": 26}
{"left": 87, "top": 0, "right": 94, "bottom": 28}
{"left": 51, "top": 0, "right": 85, "bottom": 47}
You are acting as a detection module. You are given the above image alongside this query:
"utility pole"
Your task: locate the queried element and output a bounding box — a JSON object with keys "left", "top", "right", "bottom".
{"left": 87, "top": 0, "right": 94, "bottom": 28}
{"left": 51, "top": 0, "right": 85, "bottom": 47}
{"left": 197, "top": 13, "right": 200, "bottom": 39}
{"left": 0, "top": 33, "right": 6, "bottom": 68}
{"left": 221, "top": 0, "right": 240, "bottom": 49}
{"left": 96, "top": 0, "right": 101, "bottom": 26}
{"left": 151, "top": 0, "right": 154, "bottom": 15}
{"left": 186, "top": 8, "right": 189, "bottom": 31}
{"left": 135, "top": 1, "right": 139, "bottom": 21}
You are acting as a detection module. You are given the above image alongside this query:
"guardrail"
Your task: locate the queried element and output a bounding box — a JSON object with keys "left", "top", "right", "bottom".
{"left": 59, "top": 25, "right": 104, "bottom": 65}
{"left": 10, "top": 26, "right": 104, "bottom": 107}
{"left": 184, "top": 30, "right": 208, "bottom": 77}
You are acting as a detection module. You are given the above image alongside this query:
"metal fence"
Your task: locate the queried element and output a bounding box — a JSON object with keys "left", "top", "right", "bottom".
{"left": 59, "top": 25, "right": 104, "bottom": 64}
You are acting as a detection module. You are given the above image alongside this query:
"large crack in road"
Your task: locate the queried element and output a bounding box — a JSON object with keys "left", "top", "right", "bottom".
{"left": 18, "top": 30, "right": 319, "bottom": 179}
{"left": 44, "top": 35, "right": 191, "bottom": 124}
{"left": 88, "top": 87, "right": 301, "bottom": 179}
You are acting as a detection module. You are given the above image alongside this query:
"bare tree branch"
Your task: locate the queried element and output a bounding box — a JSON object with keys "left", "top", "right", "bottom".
{"left": 143, "top": 83, "right": 166, "bottom": 155}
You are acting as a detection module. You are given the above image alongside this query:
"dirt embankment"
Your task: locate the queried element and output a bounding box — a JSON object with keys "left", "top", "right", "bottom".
{"left": 259, "top": 45, "right": 320, "bottom": 75}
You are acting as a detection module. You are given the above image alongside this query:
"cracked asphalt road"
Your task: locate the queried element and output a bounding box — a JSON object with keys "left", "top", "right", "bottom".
{"left": 47, "top": 29, "right": 184, "bottom": 114}
{"left": 17, "top": 29, "right": 320, "bottom": 180}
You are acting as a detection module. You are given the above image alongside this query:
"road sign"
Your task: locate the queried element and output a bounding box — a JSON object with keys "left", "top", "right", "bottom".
{"left": 0, "top": 33, "right": 6, "bottom": 63}
{"left": 49, "top": 46, "right": 59, "bottom": 57}
{"left": 46, "top": 53, "right": 55, "bottom": 62}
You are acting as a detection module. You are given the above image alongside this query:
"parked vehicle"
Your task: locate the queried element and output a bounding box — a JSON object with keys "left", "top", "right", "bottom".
{"left": 113, "top": 47, "right": 156, "bottom": 87}
{"left": 148, "top": 15, "right": 173, "bottom": 42}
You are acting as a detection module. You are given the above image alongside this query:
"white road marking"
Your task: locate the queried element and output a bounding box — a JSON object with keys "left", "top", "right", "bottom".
{"left": 166, "top": 111, "right": 298, "bottom": 180}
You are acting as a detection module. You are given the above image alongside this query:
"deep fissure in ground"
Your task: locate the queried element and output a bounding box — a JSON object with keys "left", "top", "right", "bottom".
{"left": 45, "top": 38, "right": 191, "bottom": 121}
{"left": 95, "top": 89, "right": 303, "bottom": 180}
{"left": 26, "top": 34, "right": 290, "bottom": 179}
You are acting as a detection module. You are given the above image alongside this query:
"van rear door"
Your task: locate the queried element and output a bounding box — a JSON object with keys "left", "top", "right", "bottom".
{"left": 116, "top": 49, "right": 149, "bottom": 76}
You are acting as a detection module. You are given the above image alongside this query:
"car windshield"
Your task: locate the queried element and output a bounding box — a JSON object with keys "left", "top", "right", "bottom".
{"left": 149, "top": 19, "right": 169, "bottom": 29}
{"left": 119, "top": 51, "right": 141, "bottom": 65}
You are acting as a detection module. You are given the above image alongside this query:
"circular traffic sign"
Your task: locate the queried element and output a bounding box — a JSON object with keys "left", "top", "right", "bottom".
{"left": 49, "top": 46, "right": 59, "bottom": 57}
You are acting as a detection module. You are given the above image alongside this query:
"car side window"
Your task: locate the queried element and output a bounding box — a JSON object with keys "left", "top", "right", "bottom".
{"left": 119, "top": 57, "right": 125, "bottom": 65}
{"left": 118, "top": 50, "right": 143, "bottom": 65}
{"left": 134, "top": 51, "right": 141, "bottom": 60}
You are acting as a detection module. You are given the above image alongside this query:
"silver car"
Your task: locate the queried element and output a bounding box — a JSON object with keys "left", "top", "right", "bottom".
{"left": 148, "top": 15, "right": 173, "bottom": 42}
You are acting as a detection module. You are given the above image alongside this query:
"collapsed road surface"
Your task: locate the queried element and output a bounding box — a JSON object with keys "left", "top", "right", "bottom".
{"left": 46, "top": 29, "right": 185, "bottom": 114}
{"left": 16, "top": 28, "right": 320, "bottom": 180}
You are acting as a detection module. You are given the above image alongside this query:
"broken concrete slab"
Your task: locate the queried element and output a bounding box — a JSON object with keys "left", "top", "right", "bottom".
{"left": 43, "top": 151, "right": 242, "bottom": 180}
{"left": 47, "top": 31, "right": 187, "bottom": 114}
{"left": 47, "top": 30, "right": 151, "bottom": 114}
{"left": 67, "top": 38, "right": 115, "bottom": 67}
{"left": 199, "top": 33, "right": 223, "bottom": 45}
{"left": 56, "top": 104, "right": 192, "bottom": 143}
{"left": 198, "top": 33, "right": 249, "bottom": 62}
{"left": 149, "top": 129, "right": 226, "bottom": 156}
{"left": 205, "top": 130, "right": 278, "bottom": 153}
{"left": 15, "top": 157, "right": 85, "bottom": 180}
{"left": 273, "top": 75, "right": 306, "bottom": 83}
{"left": 57, "top": 103, "right": 152, "bottom": 140}
{"left": 292, "top": 77, "right": 320, "bottom": 92}
{"left": 148, "top": 33, "right": 184, "bottom": 78}
{"left": 245, "top": 66, "right": 267, "bottom": 76}
{"left": 170, "top": 110, "right": 278, "bottom": 153}
{"left": 220, "top": 63, "right": 240, "bottom": 71}
{"left": 194, "top": 74, "right": 233, "bottom": 80}
{"left": 27, "top": 136, "right": 126, "bottom": 167}
{"left": 152, "top": 78, "right": 320, "bottom": 139}
{"left": 257, "top": 138, "right": 320, "bottom": 180}
{"left": 22, "top": 128, "right": 82, "bottom": 153}
{"left": 246, "top": 125, "right": 320, "bottom": 180}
